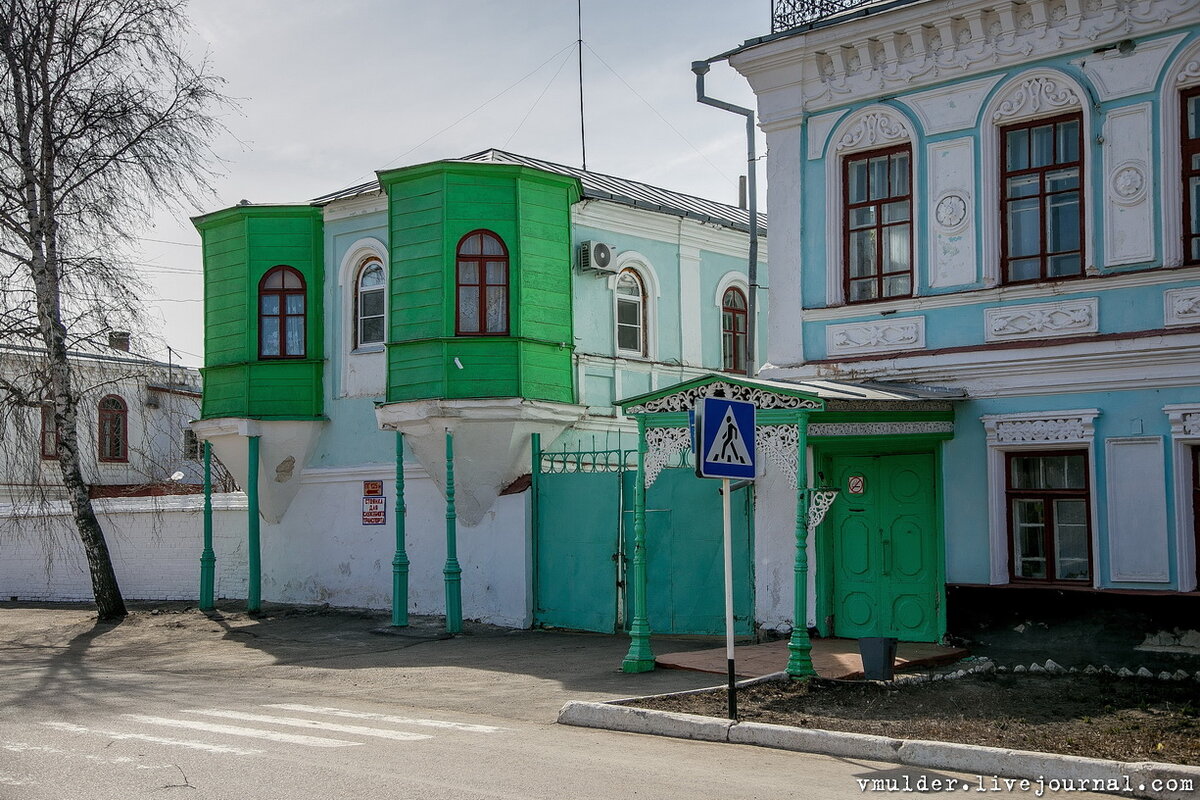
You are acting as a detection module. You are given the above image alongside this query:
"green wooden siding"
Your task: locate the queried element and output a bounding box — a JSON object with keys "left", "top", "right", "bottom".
{"left": 379, "top": 162, "right": 579, "bottom": 404}
{"left": 194, "top": 205, "right": 325, "bottom": 420}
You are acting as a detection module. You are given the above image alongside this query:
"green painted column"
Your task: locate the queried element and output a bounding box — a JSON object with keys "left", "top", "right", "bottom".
{"left": 786, "top": 412, "right": 815, "bottom": 678}
{"left": 622, "top": 416, "right": 655, "bottom": 673}
{"left": 199, "top": 440, "right": 216, "bottom": 611}
{"left": 444, "top": 429, "right": 463, "bottom": 634}
{"left": 392, "top": 432, "right": 409, "bottom": 628}
{"left": 247, "top": 434, "right": 262, "bottom": 614}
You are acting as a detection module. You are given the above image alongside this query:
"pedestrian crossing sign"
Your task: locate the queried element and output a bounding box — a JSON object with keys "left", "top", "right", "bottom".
{"left": 695, "top": 397, "right": 756, "bottom": 480}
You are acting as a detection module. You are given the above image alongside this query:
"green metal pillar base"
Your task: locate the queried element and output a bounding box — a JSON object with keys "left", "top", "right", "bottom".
{"left": 621, "top": 416, "right": 654, "bottom": 673}
{"left": 391, "top": 432, "right": 409, "bottom": 628}
{"left": 622, "top": 627, "right": 656, "bottom": 673}
{"left": 199, "top": 441, "right": 216, "bottom": 612}
{"left": 786, "top": 630, "right": 816, "bottom": 679}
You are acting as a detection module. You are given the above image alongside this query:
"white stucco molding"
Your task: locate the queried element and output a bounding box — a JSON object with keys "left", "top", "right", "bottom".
{"left": 981, "top": 409, "right": 1101, "bottom": 586}
{"left": 1105, "top": 436, "right": 1171, "bottom": 584}
{"left": 607, "top": 250, "right": 661, "bottom": 361}
{"left": 1164, "top": 403, "right": 1200, "bottom": 591}
{"left": 898, "top": 74, "right": 1004, "bottom": 135}
{"left": 980, "top": 69, "right": 1093, "bottom": 286}
{"left": 1164, "top": 285, "right": 1200, "bottom": 327}
{"left": 190, "top": 417, "right": 261, "bottom": 440}
{"left": 824, "top": 104, "right": 919, "bottom": 306}
{"left": 1077, "top": 32, "right": 1189, "bottom": 101}
{"left": 984, "top": 297, "right": 1098, "bottom": 343}
{"left": 322, "top": 191, "right": 386, "bottom": 222}
{"left": 1161, "top": 36, "right": 1200, "bottom": 268}
{"left": 713, "top": 271, "right": 750, "bottom": 307}
{"left": 825, "top": 316, "right": 925, "bottom": 357}
{"left": 336, "top": 237, "right": 389, "bottom": 398}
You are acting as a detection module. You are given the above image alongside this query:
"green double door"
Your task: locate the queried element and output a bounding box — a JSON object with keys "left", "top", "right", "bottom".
{"left": 825, "top": 453, "right": 941, "bottom": 642}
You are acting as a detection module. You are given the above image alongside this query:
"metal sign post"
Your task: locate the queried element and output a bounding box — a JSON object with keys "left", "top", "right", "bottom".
{"left": 695, "top": 396, "right": 756, "bottom": 721}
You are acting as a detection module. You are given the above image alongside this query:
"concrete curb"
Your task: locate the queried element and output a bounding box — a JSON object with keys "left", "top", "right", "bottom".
{"left": 557, "top": 701, "right": 1200, "bottom": 800}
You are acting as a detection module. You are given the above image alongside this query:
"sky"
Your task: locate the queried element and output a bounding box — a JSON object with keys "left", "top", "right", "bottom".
{"left": 131, "top": 1, "right": 772, "bottom": 367}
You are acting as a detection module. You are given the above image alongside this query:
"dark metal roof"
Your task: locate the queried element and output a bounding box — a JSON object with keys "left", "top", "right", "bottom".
{"left": 310, "top": 149, "right": 766, "bottom": 235}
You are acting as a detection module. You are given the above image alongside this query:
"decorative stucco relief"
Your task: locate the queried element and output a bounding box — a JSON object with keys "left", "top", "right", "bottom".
{"left": 1110, "top": 162, "right": 1147, "bottom": 206}
{"left": 982, "top": 410, "right": 1098, "bottom": 445}
{"left": 935, "top": 194, "right": 968, "bottom": 231}
{"left": 984, "top": 298, "right": 1098, "bottom": 342}
{"left": 833, "top": 111, "right": 910, "bottom": 152}
{"left": 826, "top": 317, "right": 926, "bottom": 357}
{"left": 992, "top": 76, "right": 1081, "bottom": 121}
{"left": 1164, "top": 286, "right": 1200, "bottom": 327}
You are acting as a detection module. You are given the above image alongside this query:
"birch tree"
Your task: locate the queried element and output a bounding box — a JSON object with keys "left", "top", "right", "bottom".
{"left": 0, "top": 0, "right": 225, "bottom": 619}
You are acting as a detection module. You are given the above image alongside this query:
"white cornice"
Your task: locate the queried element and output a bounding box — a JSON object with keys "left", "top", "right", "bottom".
{"left": 322, "top": 192, "right": 387, "bottom": 222}
{"left": 800, "top": 266, "right": 1200, "bottom": 322}
{"left": 573, "top": 199, "right": 767, "bottom": 262}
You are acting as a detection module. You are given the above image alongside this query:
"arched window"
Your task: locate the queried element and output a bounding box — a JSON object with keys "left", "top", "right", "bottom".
{"left": 98, "top": 395, "right": 127, "bottom": 462}
{"left": 455, "top": 230, "right": 508, "bottom": 335}
{"left": 355, "top": 258, "right": 386, "bottom": 348}
{"left": 259, "top": 266, "right": 306, "bottom": 358}
{"left": 721, "top": 286, "right": 747, "bottom": 373}
{"left": 615, "top": 269, "right": 646, "bottom": 356}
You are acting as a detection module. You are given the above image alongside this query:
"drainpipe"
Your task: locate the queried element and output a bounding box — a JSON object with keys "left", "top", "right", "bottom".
{"left": 692, "top": 60, "right": 759, "bottom": 379}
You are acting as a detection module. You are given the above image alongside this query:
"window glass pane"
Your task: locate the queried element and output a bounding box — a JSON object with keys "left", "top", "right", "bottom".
{"left": 848, "top": 159, "right": 869, "bottom": 204}
{"left": 359, "top": 264, "right": 384, "bottom": 288}
{"left": 1190, "top": 177, "right": 1200, "bottom": 234}
{"left": 723, "top": 332, "right": 736, "bottom": 371}
{"left": 1048, "top": 254, "right": 1081, "bottom": 277}
{"left": 723, "top": 289, "right": 745, "bottom": 310}
{"left": 849, "top": 229, "right": 877, "bottom": 277}
{"left": 458, "top": 287, "right": 479, "bottom": 332}
{"left": 481, "top": 234, "right": 504, "bottom": 256}
{"left": 485, "top": 261, "right": 506, "bottom": 284}
{"left": 360, "top": 289, "right": 385, "bottom": 318}
{"left": 882, "top": 201, "right": 909, "bottom": 224}
{"left": 1192, "top": 237, "right": 1200, "bottom": 262}
{"left": 869, "top": 156, "right": 889, "bottom": 200}
{"left": 485, "top": 286, "right": 507, "bottom": 333}
{"left": 849, "top": 206, "right": 875, "bottom": 229}
{"left": 260, "top": 318, "right": 280, "bottom": 356}
{"left": 1046, "top": 192, "right": 1080, "bottom": 254}
{"left": 260, "top": 295, "right": 280, "bottom": 315}
{"left": 1011, "top": 456, "right": 1038, "bottom": 489}
{"left": 617, "top": 323, "right": 641, "bottom": 352}
{"left": 616, "top": 297, "right": 641, "bottom": 325}
{"left": 1054, "top": 499, "right": 1089, "bottom": 580}
{"left": 1045, "top": 168, "right": 1079, "bottom": 193}
{"left": 1008, "top": 197, "right": 1041, "bottom": 257}
{"left": 882, "top": 224, "right": 909, "bottom": 273}
{"left": 1006, "top": 128, "right": 1029, "bottom": 171}
{"left": 1056, "top": 120, "right": 1080, "bottom": 163}
{"left": 458, "top": 261, "right": 479, "bottom": 284}
{"left": 360, "top": 316, "right": 385, "bottom": 345}
{"left": 1188, "top": 95, "right": 1200, "bottom": 140}
{"left": 1031, "top": 124, "right": 1054, "bottom": 167}
{"left": 616, "top": 273, "right": 640, "bottom": 296}
{"left": 282, "top": 270, "right": 302, "bottom": 289}
{"left": 848, "top": 279, "right": 876, "bottom": 302}
{"left": 285, "top": 317, "right": 305, "bottom": 356}
{"left": 285, "top": 294, "right": 305, "bottom": 315}
{"left": 459, "top": 234, "right": 482, "bottom": 256}
{"left": 889, "top": 152, "right": 910, "bottom": 196}
{"left": 1008, "top": 258, "right": 1041, "bottom": 282}
{"left": 1012, "top": 499, "right": 1046, "bottom": 579}
{"left": 1006, "top": 175, "right": 1039, "bottom": 198}
{"left": 1193, "top": 154, "right": 1200, "bottom": 171}
{"left": 883, "top": 275, "right": 910, "bottom": 297}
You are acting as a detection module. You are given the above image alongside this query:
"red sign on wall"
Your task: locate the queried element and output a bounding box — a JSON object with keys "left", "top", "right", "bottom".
{"left": 847, "top": 475, "right": 866, "bottom": 495}
{"left": 362, "top": 496, "right": 387, "bottom": 525}
{"left": 363, "top": 480, "right": 384, "bottom": 497}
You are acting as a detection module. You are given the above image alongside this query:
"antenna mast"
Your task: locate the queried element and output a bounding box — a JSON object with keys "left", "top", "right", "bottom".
{"left": 577, "top": 0, "right": 587, "bottom": 170}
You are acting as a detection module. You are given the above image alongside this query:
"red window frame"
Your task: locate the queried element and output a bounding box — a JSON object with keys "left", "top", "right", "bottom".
{"left": 40, "top": 404, "right": 58, "bottom": 460}
{"left": 455, "top": 230, "right": 509, "bottom": 336}
{"left": 1005, "top": 450, "right": 1092, "bottom": 584}
{"left": 721, "top": 286, "right": 747, "bottom": 373}
{"left": 1192, "top": 447, "right": 1200, "bottom": 590}
{"left": 1000, "top": 112, "right": 1085, "bottom": 284}
{"left": 1182, "top": 87, "right": 1200, "bottom": 265}
{"left": 98, "top": 395, "right": 128, "bottom": 463}
{"left": 842, "top": 144, "right": 913, "bottom": 304}
{"left": 258, "top": 266, "right": 307, "bottom": 359}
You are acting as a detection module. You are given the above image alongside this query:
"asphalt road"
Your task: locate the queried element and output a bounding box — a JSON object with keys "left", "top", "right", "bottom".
{"left": 0, "top": 603, "right": 1116, "bottom": 800}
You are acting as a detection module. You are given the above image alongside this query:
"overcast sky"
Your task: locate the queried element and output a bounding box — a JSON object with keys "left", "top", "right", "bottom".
{"left": 133, "top": 1, "right": 770, "bottom": 366}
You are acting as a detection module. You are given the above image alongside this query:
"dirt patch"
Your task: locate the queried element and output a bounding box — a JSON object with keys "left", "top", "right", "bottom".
{"left": 627, "top": 672, "right": 1200, "bottom": 765}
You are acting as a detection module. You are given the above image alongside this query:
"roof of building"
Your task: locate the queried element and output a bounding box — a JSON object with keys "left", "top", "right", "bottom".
{"left": 723, "top": 0, "right": 927, "bottom": 60}
{"left": 0, "top": 342, "right": 200, "bottom": 377}
{"left": 310, "top": 148, "right": 766, "bottom": 235}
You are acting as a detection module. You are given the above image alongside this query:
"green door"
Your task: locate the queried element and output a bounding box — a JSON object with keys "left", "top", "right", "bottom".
{"left": 827, "top": 453, "right": 940, "bottom": 642}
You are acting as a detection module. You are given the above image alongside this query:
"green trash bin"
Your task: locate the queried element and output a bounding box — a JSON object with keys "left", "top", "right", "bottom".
{"left": 859, "top": 637, "right": 897, "bottom": 681}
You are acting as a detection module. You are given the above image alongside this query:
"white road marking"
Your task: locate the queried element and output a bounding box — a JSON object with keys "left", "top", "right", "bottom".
{"left": 6, "top": 737, "right": 175, "bottom": 768}
{"left": 39, "top": 721, "right": 262, "bottom": 756}
{"left": 122, "top": 714, "right": 360, "bottom": 748}
{"left": 265, "top": 703, "right": 507, "bottom": 733}
{"left": 183, "top": 709, "right": 434, "bottom": 742}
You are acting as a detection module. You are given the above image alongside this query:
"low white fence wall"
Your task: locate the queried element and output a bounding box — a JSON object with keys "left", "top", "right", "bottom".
{"left": 0, "top": 494, "right": 248, "bottom": 603}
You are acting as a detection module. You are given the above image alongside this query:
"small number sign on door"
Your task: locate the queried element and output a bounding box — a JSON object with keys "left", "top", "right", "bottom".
{"left": 847, "top": 474, "right": 866, "bottom": 495}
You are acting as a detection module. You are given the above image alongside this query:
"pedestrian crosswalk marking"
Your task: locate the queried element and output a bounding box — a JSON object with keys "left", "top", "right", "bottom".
{"left": 183, "top": 709, "right": 434, "bottom": 742}
{"left": 122, "top": 714, "right": 359, "bottom": 748}
{"left": 39, "top": 722, "right": 261, "bottom": 756}
{"left": 704, "top": 406, "right": 751, "bottom": 466}
{"left": 265, "top": 704, "right": 507, "bottom": 733}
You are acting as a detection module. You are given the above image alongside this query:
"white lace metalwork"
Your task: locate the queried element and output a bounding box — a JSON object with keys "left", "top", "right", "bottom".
{"left": 644, "top": 427, "right": 691, "bottom": 488}
{"left": 807, "top": 489, "right": 840, "bottom": 534}
{"left": 626, "top": 381, "right": 821, "bottom": 414}
{"left": 758, "top": 424, "right": 799, "bottom": 489}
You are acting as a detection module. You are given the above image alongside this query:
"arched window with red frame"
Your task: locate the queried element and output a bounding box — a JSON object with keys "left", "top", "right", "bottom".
{"left": 98, "top": 395, "right": 128, "bottom": 462}
{"left": 259, "top": 266, "right": 307, "bottom": 358}
{"left": 721, "top": 286, "right": 748, "bottom": 373}
{"left": 455, "top": 230, "right": 509, "bottom": 336}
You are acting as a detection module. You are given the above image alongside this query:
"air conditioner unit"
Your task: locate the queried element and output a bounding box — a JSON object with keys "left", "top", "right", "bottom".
{"left": 580, "top": 240, "right": 616, "bottom": 273}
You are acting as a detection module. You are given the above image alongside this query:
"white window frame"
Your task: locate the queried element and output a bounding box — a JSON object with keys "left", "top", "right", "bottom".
{"left": 354, "top": 258, "right": 387, "bottom": 350}
{"left": 336, "top": 237, "right": 388, "bottom": 398}
{"left": 1162, "top": 39, "right": 1200, "bottom": 269}
{"left": 982, "top": 410, "right": 1100, "bottom": 586}
{"left": 1165, "top": 404, "right": 1200, "bottom": 591}
{"left": 980, "top": 69, "right": 1092, "bottom": 286}
{"left": 607, "top": 251, "right": 660, "bottom": 361}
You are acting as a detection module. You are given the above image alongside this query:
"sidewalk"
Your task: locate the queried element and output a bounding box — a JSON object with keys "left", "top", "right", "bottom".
{"left": 655, "top": 637, "right": 968, "bottom": 679}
